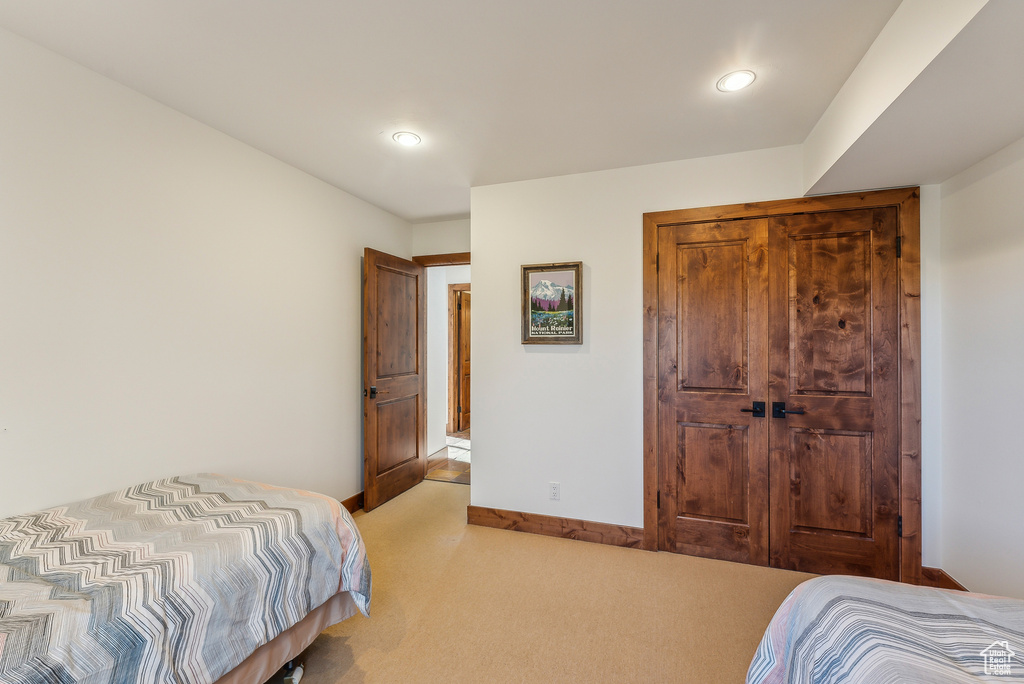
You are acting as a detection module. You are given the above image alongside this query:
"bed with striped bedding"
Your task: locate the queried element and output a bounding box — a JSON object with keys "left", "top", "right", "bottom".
{"left": 0, "top": 474, "right": 371, "bottom": 684}
{"left": 747, "top": 575, "right": 1024, "bottom": 683}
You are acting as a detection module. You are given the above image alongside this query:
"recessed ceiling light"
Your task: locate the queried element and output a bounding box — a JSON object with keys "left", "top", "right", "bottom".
{"left": 716, "top": 70, "right": 756, "bottom": 92}
{"left": 392, "top": 131, "right": 421, "bottom": 146}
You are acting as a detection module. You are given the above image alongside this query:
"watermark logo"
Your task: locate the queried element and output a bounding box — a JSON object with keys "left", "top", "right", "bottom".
{"left": 981, "top": 640, "right": 1016, "bottom": 676}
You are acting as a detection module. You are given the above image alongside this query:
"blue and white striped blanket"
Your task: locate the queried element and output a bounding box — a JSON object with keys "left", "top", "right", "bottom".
{"left": 0, "top": 474, "right": 371, "bottom": 684}
{"left": 748, "top": 575, "right": 1024, "bottom": 683}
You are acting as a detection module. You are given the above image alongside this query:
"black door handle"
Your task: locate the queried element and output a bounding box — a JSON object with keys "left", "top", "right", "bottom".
{"left": 740, "top": 401, "right": 765, "bottom": 417}
{"left": 772, "top": 402, "right": 805, "bottom": 418}
{"left": 365, "top": 386, "right": 389, "bottom": 399}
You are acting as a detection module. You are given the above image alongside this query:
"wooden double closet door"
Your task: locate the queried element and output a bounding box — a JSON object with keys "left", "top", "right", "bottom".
{"left": 648, "top": 190, "right": 920, "bottom": 581}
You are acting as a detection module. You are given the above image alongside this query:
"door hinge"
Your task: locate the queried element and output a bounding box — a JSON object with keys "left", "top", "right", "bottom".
{"left": 656, "top": 253, "right": 660, "bottom": 272}
{"left": 898, "top": 515, "right": 903, "bottom": 538}
{"left": 458, "top": 405, "right": 462, "bottom": 413}
{"left": 896, "top": 235, "right": 902, "bottom": 258}
{"left": 657, "top": 490, "right": 661, "bottom": 508}
{"left": 458, "top": 303, "right": 462, "bottom": 311}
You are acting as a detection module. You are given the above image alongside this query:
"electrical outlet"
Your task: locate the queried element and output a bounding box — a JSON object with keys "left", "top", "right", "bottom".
{"left": 548, "top": 482, "right": 560, "bottom": 500}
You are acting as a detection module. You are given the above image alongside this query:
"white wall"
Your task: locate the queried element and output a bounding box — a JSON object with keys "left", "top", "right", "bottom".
{"left": 470, "top": 146, "right": 806, "bottom": 526}
{"left": 939, "top": 134, "right": 1024, "bottom": 598}
{"left": 0, "top": 28, "right": 411, "bottom": 517}
{"left": 412, "top": 218, "right": 470, "bottom": 256}
{"left": 426, "top": 265, "right": 471, "bottom": 456}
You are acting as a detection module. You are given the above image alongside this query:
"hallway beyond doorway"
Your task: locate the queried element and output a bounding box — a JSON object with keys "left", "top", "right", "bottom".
{"left": 425, "top": 431, "right": 470, "bottom": 484}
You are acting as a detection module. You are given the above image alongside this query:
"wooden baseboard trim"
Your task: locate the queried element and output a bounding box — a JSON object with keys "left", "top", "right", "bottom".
{"left": 467, "top": 505, "right": 644, "bottom": 549}
{"left": 341, "top": 491, "right": 364, "bottom": 514}
{"left": 920, "top": 566, "right": 968, "bottom": 592}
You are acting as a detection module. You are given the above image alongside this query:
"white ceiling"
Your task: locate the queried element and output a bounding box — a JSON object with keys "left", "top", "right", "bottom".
{"left": 808, "top": 0, "right": 1024, "bottom": 197}
{"left": 0, "top": 1, "right": 907, "bottom": 221}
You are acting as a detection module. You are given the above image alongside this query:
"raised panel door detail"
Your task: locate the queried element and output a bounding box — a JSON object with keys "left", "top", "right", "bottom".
{"left": 788, "top": 229, "right": 872, "bottom": 396}
{"left": 769, "top": 207, "right": 900, "bottom": 579}
{"left": 376, "top": 267, "right": 419, "bottom": 378}
{"left": 363, "top": 248, "right": 426, "bottom": 512}
{"left": 788, "top": 429, "right": 872, "bottom": 537}
{"left": 676, "top": 422, "right": 748, "bottom": 524}
{"left": 376, "top": 396, "right": 420, "bottom": 474}
{"left": 677, "top": 241, "right": 748, "bottom": 393}
{"left": 648, "top": 189, "right": 917, "bottom": 583}
{"left": 657, "top": 219, "right": 769, "bottom": 567}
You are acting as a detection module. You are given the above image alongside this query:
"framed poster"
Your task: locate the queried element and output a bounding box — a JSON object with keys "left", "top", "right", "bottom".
{"left": 521, "top": 261, "right": 582, "bottom": 345}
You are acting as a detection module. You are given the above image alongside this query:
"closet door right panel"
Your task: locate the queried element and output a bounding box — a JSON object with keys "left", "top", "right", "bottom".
{"left": 767, "top": 208, "right": 900, "bottom": 579}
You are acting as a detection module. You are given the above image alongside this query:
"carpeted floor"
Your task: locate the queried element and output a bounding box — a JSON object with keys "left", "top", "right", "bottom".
{"left": 269, "top": 481, "right": 813, "bottom": 683}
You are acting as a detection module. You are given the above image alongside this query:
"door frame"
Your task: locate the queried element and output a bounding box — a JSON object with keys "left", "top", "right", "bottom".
{"left": 447, "top": 283, "right": 471, "bottom": 434}
{"left": 641, "top": 188, "right": 922, "bottom": 584}
{"left": 413, "top": 252, "right": 471, "bottom": 268}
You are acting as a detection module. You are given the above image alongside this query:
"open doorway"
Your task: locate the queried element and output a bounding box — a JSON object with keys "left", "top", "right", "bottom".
{"left": 426, "top": 281, "right": 471, "bottom": 484}
{"left": 414, "top": 254, "right": 470, "bottom": 485}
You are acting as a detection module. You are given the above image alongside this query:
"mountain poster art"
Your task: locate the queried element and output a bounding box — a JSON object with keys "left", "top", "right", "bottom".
{"left": 521, "top": 261, "right": 582, "bottom": 345}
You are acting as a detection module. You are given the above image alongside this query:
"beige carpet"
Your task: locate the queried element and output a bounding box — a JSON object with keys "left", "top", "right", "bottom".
{"left": 270, "top": 481, "right": 813, "bottom": 683}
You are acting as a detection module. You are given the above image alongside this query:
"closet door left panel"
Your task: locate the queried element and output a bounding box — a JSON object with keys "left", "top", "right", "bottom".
{"left": 657, "top": 219, "right": 770, "bottom": 565}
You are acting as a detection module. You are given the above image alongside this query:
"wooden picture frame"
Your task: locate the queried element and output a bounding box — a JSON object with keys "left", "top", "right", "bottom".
{"left": 521, "top": 261, "right": 582, "bottom": 345}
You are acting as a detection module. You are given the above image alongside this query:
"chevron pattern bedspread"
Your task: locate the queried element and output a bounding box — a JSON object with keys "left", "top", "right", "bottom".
{"left": 747, "top": 575, "right": 1024, "bottom": 683}
{"left": 0, "top": 474, "right": 371, "bottom": 684}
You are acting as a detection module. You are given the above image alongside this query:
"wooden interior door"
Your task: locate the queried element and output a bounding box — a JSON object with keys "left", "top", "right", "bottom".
{"left": 362, "top": 248, "right": 426, "bottom": 511}
{"left": 767, "top": 208, "right": 900, "bottom": 579}
{"left": 457, "top": 291, "right": 471, "bottom": 431}
{"left": 447, "top": 283, "right": 471, "bottom": 434}
{"left": 657, "top": 219, "right": 770, "bottom": 565}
